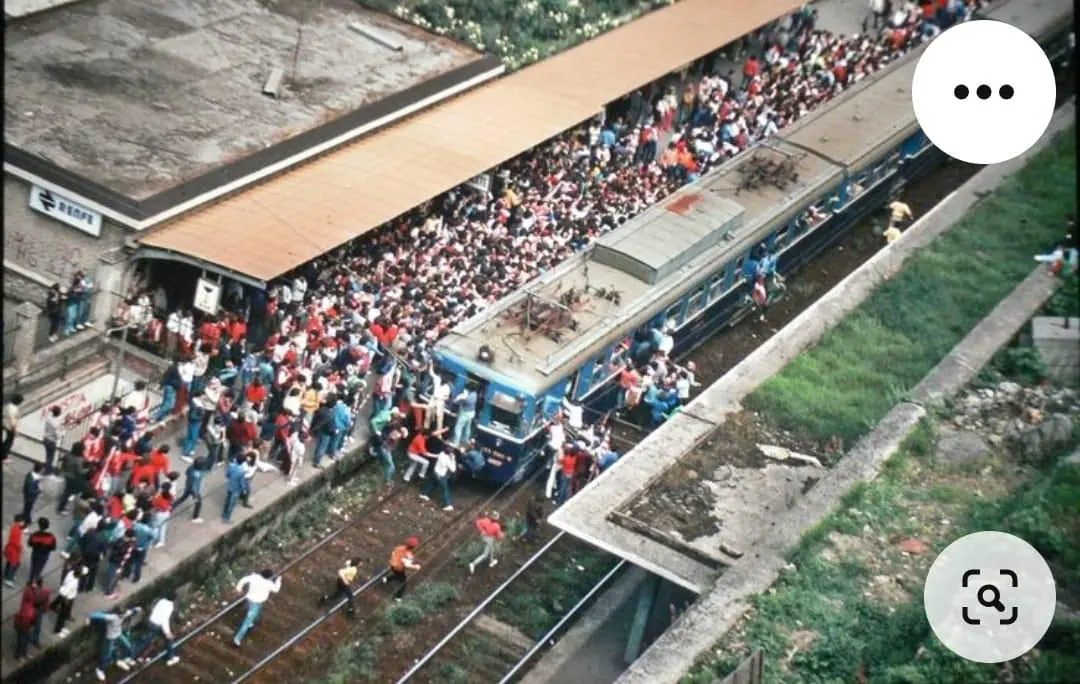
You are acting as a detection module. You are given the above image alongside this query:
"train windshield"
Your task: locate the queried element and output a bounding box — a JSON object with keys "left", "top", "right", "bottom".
{"left": 488, "top": 390, "right": 524, "bottom": 434}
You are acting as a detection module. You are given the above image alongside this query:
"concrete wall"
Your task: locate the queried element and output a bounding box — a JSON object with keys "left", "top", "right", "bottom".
{"left": 3, "top": 175, "right": 129, "bottom": 306}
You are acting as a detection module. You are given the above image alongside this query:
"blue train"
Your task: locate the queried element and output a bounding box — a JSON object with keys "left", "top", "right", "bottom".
{"left": 429, "top": 0, "right": 1073, "bottom": 485}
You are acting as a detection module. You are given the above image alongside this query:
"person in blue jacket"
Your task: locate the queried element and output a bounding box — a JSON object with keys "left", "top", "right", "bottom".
{"left": 173, "top": 456, "right": 208, "bottom": 523}
{"left": 182, "top": 392, "right": 206, "bottom": 458}
{"left": 328, "top": 396, "right": 352, "bottom": 461}
{"left": 153, "top": 362, "right": 182, "bottom": 423}
{"left": 222, "top": 456, "right": 247, "bottom": 524}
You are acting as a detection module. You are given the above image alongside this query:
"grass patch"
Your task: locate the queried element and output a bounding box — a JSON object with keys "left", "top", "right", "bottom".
{"left": 314, "top": 639, "right": 381, "bottom": 683}
{"left": 745, "top": 129, "right": 1077, "bottom": 446}
{"left": 194, "top": 471, "right": 379, "bottom": 596}
{"left": 682, "top": 412, "right": 1080, "bottom": 684}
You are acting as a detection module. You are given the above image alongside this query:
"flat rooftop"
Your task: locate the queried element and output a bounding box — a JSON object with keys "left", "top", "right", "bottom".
{"left": 4, "top": 0, "right": 483, "bottom": 208}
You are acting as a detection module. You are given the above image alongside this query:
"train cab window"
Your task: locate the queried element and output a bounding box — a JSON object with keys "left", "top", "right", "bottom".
{"left": 488, "top": 391, "right": 525, "bottom": 434}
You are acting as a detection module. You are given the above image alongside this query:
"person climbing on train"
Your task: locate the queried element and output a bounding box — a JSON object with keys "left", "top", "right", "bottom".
{"left": 319, "top": 557, "right": 361, "bottom": 618}
{"left": 402, "top": 428, "right": 432, "bottom": 483}
{"left": 233, "top": 568, "right": 282, "bottom": 647}
{"left": 468, "top": 512, "right": 505, "bottom": 574}
{"left": 384, "top": 537, "right": 421, "bottom": 601}
{"left": 420, "top": 444, "right": 456, "bottom": 511}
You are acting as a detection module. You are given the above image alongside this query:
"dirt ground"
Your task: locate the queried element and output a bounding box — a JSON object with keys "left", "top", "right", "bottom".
{"left": 614, "top": 158, "right": 982, "bottom": 556}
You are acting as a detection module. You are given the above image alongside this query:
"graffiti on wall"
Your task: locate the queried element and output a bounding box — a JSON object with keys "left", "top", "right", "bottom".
{"left": 8, "top": 231, "right": 85, "bottom": 283}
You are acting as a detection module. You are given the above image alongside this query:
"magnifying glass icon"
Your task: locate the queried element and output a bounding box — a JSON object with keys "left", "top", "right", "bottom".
{"left": 978, "top": 584, "right": 1006, "bottom": 612}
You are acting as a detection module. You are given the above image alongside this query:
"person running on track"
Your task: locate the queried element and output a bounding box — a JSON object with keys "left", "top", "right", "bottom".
{"left": 468, "top": 512, "right": 505, "bottom": 575}
{"left": 232, "top": 568, "right": 281, "bottom": 647}
{"left": 319, "top": 557, "right": 360, "bottom": 618}
{"left": 383, "top": 537, "right": 421, "bottom": 602}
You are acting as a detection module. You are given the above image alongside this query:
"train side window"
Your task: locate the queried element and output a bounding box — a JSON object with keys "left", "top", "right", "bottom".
{"left": 773, "top": 227, "right": 789, "bottom": 250}
{"left": 733, "top": 256, "right": 746, "bottom": 280}
{"left": 708, "top": 273, "right": 724, "bottom": 301}
{"left": 489, "top": 391, "right": 524, "bottom": 434}
{"left": 687, "top": 288, "right": 706, "bottom": 315}
{"left": 665, "top": 302, "right": 683, "bottom": 327}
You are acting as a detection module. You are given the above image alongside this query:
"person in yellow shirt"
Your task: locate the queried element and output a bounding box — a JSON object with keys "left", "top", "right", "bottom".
{"left": 319, "top": 557, "right": 360, "bottom": 618}
{"left": 887, "top": 200, "right": 913, "bottom": 229}
{"left": 883, "top": 224, "right": 903, "bottom": 243}
{"left": 300, "top": 385, "right": 320, "bottom": 426}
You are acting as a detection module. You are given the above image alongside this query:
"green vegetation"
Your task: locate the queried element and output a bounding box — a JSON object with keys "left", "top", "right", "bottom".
{"left": 364, "top": 0, "right": 678, "bottom": 69}
{"left": 195, "top": 472, "right": 379, "bottom": 596}
{"left": 1044, "top": 271, "right": 1080, "bottom": 318}
{"left": 746, "top": 128, "right": 1078, "bottom": 447}
{"left": 491, "top": 541, "right": 617, "bottom": 639}
{"left": 682, "top": 418, "right": 1080, "bottom": 684}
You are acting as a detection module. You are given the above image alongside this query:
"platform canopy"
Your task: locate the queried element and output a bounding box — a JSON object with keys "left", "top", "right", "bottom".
{"left": 137, "top": 0, "right": 804, "bottom": 283}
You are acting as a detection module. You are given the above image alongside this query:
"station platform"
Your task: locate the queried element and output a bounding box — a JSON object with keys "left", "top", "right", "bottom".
{"left": 0, "top": 412, "right": 369, "bottom": 678}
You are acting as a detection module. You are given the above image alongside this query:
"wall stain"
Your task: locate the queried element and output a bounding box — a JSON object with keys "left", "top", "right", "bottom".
{"left": 8, "top": 231, "right": 85, "bottom": 283}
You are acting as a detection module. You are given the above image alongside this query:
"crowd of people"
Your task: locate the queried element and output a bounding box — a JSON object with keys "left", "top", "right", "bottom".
{"left": 6, "top": 1, "right": 987, "bottom": 673}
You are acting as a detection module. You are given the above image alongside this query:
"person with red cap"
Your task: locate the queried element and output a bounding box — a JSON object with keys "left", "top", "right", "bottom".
{"left": 383, "top": 536, "right": 421, "bottom": 601}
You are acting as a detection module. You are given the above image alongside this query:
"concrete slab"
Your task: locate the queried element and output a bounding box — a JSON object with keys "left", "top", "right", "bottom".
{"left": 4, "top": 0, "right": 480, "bottom": 200}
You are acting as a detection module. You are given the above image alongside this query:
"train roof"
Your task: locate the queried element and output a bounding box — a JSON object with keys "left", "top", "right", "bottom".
{"left": 433, "top": 39, "right": 997, "bottom": 396}
{"left": 437, "top": 137, "right": 844, "bottom": 396}
{"left": 782, "top": 55, "right": 920, "bottom": 172}
{"left": 592, "top": 192, "right": 745, "bottom": 285}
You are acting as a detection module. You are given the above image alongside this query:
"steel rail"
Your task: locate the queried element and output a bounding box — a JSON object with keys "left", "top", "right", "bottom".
{"left": 393, "top": 532, "right": 567, "bottom": 684}
{"left": 229, "top": 568, "right": 392, "bottom": 683}
{"left": 210, "top": 462, "right": 548, "bottom": 684}
{"left": 116, "top": 481, "right": 411, "bottom": 684}
{"left": 498, "top": 559, "right": 628, "bottom": 684}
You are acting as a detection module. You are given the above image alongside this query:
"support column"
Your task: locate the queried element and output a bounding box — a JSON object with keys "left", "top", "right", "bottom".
{"left": 624, "top": 572, "right": 661, "bottom": 665}
{"left": 12, "top": 301, "right": 42, "bottom": 381}
{"left": 92, "top": 249, "right": 131, "bottom": 329}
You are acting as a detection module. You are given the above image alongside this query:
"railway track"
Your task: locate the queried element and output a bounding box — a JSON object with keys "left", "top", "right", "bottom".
{"left": 90, "top": 468, "right": 544, "bottom": 684}
{"left": 396, "top": 532, "right": 626, "bottom": 684}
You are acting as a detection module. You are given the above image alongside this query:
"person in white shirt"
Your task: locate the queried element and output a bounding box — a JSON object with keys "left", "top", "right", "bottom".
{"left": 545, "top": 417, "right": 565, "bottom": 500}
{"left": 287, "top": 431, "right": 306, "bottom": 486}
{"left": 137, "top": 592, "right": 180, "bottom": 666}
{"left": 233, "top": 569, "right": 282, "bottom": 646}
{"left": 53, "top": 560, "right": 87, "bottom": 637}
{"left": 420, "top": 450, "right": 456, "bottom": 511}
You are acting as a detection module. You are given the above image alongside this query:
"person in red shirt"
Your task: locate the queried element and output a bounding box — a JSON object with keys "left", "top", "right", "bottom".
{"left": 3, "top": 514, "right": 28, "bottom": 587}
{"left": 130, "top": 456, "right": 158, "bottom": 490}
{"left": 13, "top": 578, "right": 45, "bottom": 660}
{"left": 82, "top": 428, "right": 106, "bottom": 464}
{"left": 246, "top": 378, "right": 268, "bottom": 407}
{"left": 227, "top": 414, "right": 258, "bottom": 461}
{"left": 743, "top": 55, "right": 760, "bottom": 80}
{"left": 150, "top": 483, "right": 174, "bottom": 549}
{"left": 555, "top": 449, "right": 579, "bottom": 506}
{"left": 149, "top": 445, "right": 172, "bottom": 479}
{"left": 467, "top": 512, "right": 504, "bottom": 574}
{"left": 403, "top": 430, "right": 430, "bottom": 483}
{"left": 228, "top": 316, "right": 247, "bottom": 344}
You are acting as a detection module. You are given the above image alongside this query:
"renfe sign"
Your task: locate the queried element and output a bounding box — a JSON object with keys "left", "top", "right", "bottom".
{"left": 28, "top": 185, "right": 103, "bottom": 237}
